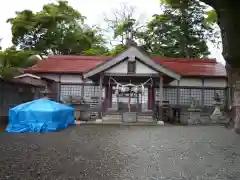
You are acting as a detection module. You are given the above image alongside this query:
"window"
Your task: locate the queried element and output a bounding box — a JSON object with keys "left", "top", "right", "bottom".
{"left": 128, "top": 61, "right": 136, "bottom": 73}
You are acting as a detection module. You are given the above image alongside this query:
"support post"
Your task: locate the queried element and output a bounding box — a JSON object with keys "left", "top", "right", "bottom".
{"left": 81, "top": 77, "right": 84, "bottom": 98}
{"left": 159, "top": 75, "right": 163, "bottom": 120}
{"left": 177, "top": 80, "right": 180, "bottom": 106}
{"left": 99, "top": 73, "right": 103, "bottom": 119}
{"left": 159, "top": 75, "right": 163, "bottom": 105}
{"left": 148, "top": 86, "right": 152, "bottom": 110}
{"left": 201, "top": 78, "right": 204, "bottom": 107}
{"left": 152, "top": 84, "right": 155, "bottom": 110}
{"left": 110, "top": 85, "right": 112, "bottom": 108}
{"left": 57, "top": 74, "right": 62, "bottom": 102}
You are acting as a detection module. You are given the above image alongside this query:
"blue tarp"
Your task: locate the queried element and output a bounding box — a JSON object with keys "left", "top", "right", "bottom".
{"left": 6, "top": 98, "right": 75, "bottom": 133}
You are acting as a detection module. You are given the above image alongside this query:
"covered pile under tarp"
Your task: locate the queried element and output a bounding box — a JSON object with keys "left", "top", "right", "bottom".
{"left": 6, "top": 98, "right": 75, "bottom": 133}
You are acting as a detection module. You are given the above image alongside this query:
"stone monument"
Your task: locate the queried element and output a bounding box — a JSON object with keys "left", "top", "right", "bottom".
{"left": 187, "top": 98, "right": 201, "bottom": 125}
{"left": 210, "top": 93, "right": 223, "bottom": 123}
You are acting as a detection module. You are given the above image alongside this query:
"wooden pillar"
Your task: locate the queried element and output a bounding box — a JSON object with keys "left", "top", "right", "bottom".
{"left": 105, "top": 85, "right": 108, "bottom": 106}
{"left": 81, "top": 77, "right": 85, "bottom": 98}
{"left": 152, "top": 84, "right": 155, "bottom": 110}
{"left": 159, "top": 75, "right": 163, "bottom": 120}
{"left": 177, "top": 80, "right": 180, "bottom": 106}
{"left": 104, "top": 85, "right": 108, "bottom": 111}
{"left": 201, "top": 78, "right": 204, "bottom": 107}
{"left": 99, "top": 74, "right": 103, "bottom": 118}
{"left": 57, "top": 75, "right": 62, "bottom": 102}
{"left": 159, "top": 75, "right": 163, "bottom": 104}
{"left": 148, "top": 87, "right": 152, "bottom": 109}
{"left": 148, "top": 86, "right": 155, "bottom": 110}
{"left": 109, "top": 85, "right": 112, "bottom": 108}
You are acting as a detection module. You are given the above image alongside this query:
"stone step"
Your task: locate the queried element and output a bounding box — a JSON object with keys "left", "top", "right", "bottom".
{"left": 104, "top": 114, "right": 153, "bottom": 118}
{"left": 103, "top": 116, "right": 154, "bottom": 121}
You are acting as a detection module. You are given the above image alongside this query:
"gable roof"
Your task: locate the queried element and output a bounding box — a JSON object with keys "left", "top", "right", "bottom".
{"left": 26, "top": 55, "right": 111, "bottom": 74}
{"left": 153, "top": 58, "right": 226, "bottom": 77}
{"left": 83, "top": 46, "right": 181, "bottom": 80}
{"left": 14, "top": 73, "right": 41, "bottom": 79}
{"left": 25, "top": 54, "right": 226, "bottom": 78}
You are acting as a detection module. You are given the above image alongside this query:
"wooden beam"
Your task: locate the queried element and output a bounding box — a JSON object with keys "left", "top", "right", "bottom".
{"left": 159, "top": 75, "right": 163, "bottom": 105}
{"left": 104, "top": 73, "right": 159, "bottom": 77}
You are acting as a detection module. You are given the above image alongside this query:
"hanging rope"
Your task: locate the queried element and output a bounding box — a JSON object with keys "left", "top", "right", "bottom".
{"left": 109, "top": 77, "right": 153, "bottom": 94}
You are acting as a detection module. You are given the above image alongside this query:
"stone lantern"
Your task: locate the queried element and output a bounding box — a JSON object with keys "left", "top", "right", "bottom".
{"left": 210, "top": 93, "right": 224, "bottom": 123}
{"left": 187, "top": 98, "right": 201, "bottom": 125}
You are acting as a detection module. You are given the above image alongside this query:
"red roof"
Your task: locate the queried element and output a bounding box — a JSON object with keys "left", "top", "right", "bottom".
{"left": 25, "top": 55, "right": 226, "bottom": 77}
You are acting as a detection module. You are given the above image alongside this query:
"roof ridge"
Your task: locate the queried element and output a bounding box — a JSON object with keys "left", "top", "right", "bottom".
{"left": 48, "top": 55, "right": 216, "bottom": 63}
{"left": 153, "top": 58, "right": 217, "bottom": 63}
{"left": 47, "top": 55, "right": 111, "bottom": 61}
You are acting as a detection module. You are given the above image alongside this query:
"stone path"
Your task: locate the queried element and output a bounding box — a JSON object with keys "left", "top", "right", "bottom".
{"left": 0, "top": 125, "right": 240, "bottom": 180}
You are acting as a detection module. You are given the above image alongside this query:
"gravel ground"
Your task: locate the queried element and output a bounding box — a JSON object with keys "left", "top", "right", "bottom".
{"left": 0, "top": 125, "right": 240, "bottom": 180}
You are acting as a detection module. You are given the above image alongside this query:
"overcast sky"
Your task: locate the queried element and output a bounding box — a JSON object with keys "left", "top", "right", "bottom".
{"left": 0, "top": 0, "right": 225, "bottom": 64}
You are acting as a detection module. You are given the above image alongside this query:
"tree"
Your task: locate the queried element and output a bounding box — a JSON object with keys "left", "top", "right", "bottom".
{"left": 104, "top": 3, "right": 145, "bottom": 48}
{"left": 161, "top": 0, "right": 240, "bottom": 133}
{"left": 0, "top": 38, "right": 2, "bottom": 50}
{"left": 0, "top": 47, "right": 37, "bottom": 78}
{"left": 7, "top": 1, "right": 106, "bottom": 55}
{"left": 143, "top": 0, "right": 215, "bottom": 58}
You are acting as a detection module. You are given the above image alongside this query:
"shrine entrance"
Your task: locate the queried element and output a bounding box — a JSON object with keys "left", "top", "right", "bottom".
{"left": 118, "top": 91, "right": 139, "bottom": 112}
{"left": 109, "top": 77, "right": 153, "bottom": 113}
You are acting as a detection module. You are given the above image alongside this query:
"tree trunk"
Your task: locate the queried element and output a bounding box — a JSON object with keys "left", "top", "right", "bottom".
{"left": 231, "top": 68, "right": 240, "bottom": 132}
{"left": 201, "top": 1, "right": 240, "bottom": 132}
{"left": 217, "top": 7, "right": 240, "bottom": 132}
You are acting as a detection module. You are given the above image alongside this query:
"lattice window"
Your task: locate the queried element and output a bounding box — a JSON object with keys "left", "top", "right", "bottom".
{"left": 155, "top": 88, "right": 160, "bottom": 102}
{"left": 204, "top": 89, "right": 215, "bottom": 106}
{"left": 60, "top": 84, "right": 82, "bottom": 101}
{"left": 83, "top": 85, "right": 95, "bottom": 100}
{"left": 179, "top": 88, "right": 202, "bottom": 106}
{"left": 84, "top": 85, "right": 105, "bottom": 100}
{"left": 190, "top": 89, "right": 202, "bottom": 106}
{"left": 204, "top": 89, "right": 225, "bottom": 106}
{"left": 179, "top": 88, "right": 191, "bottom": 105}
{"left": 163, "top": 88, "right": 177, "bottom": 105}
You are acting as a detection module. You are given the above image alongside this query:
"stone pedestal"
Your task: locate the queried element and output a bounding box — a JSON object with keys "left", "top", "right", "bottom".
{"left": 96, "top": 119, "right": 103, "bottom": 123}
{"left": 210, "top": 102, "right": 223, "bottom": 123}
{"left": 123, "top": 112, "right": 137, "bottom": 122}
{"left": 157, "top": 121, "right": 164, "bottom": 125}
{"left": 74, "top": 104, "right": 81, "bottom": 120}
{"left": 188, "top": 108, "right": 201, "bottom": 125}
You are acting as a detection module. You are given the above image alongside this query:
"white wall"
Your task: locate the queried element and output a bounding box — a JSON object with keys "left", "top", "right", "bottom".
{"left": 105, "top": 60, "right": 157, "bottom": 74}
{"left": 135, "top": 61, "right": 157, "bottom": 74}
{"left": 169, "top": 77, "right": 227, "bottom": 88}
{"left": 40, "top": 73, "right": 60, "bottom": 82}
{"left": 106, "top": 61, "right": 127, "bottom": 73}
{"left": 39, "top": 73, "right": 227, "bottom": 88}
{"left": 204, "top": 78, "right": 227, "bottom": 88}
{"left": 38, "top": 73, "right": 85, "bottom": 83}
{"left": 170, "top": 78, "right": 202, "bottom": 87}
{"left": 60, "top": 74, "right": 82, "bottom": 83}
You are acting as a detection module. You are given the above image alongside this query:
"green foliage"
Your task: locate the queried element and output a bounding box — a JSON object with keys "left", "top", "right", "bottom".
{"left": 83, "top": 46, "right": 109, "bottom": 56}
{"left": 160, "top": 0, "right": 190, "bottom": 9}
{"left": 205, "top": 10, "right": 217, "bottom": 24}
{"left": 142, "top": 0, "right": 213, "bottom": 58}
{"left": 7, "top": 1, "right": 106, "bottom": 55}
{"left": 107, "top": 44, "right": 128, "bottom": 56}
{"left": 0, "top": 48, "right": 37, "bottom": 78}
